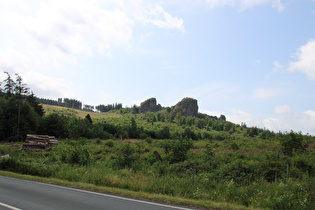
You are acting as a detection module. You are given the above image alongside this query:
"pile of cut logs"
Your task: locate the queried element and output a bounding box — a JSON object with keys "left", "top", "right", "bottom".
{"left": 22, "top": 134, "right": 60, "bottom": 151}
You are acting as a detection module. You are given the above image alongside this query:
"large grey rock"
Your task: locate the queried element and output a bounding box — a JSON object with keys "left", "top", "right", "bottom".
{"left": 139, "top": 98, "right": 162, "bottom": 113}
{"left": 172, "top": 98, "right": 198, "bottom": 117}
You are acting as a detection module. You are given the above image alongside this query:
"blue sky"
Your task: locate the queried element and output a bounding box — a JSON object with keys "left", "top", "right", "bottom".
{"left": 1, "top": 0, "right": 315, "bottom": 134}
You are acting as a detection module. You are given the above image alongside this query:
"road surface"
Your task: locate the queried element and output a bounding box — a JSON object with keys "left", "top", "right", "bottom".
{"left": 0, "top": 176, "right": 194, "bottom": 210}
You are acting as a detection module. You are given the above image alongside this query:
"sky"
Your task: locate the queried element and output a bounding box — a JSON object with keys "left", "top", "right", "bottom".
{"left": 0, "top": 0, "right": 315, "bottom": 135}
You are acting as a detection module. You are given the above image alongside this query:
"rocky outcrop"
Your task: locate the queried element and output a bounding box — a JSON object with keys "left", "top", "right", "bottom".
{"left": 139, "top": 98, "right": 162, "bottom": 113}
{"left": 172, "top": 98, "right": 198, "bottom": 117}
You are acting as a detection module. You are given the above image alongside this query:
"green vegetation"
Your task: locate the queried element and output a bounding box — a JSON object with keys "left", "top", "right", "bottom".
{"left": 1, "top": 136, "right": 314, "bottom": 209}
{"left": 1, "top": 73, "right": 314, "bottom": 209}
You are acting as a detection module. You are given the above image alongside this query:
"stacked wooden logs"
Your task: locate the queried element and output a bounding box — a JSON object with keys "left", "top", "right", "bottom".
{"left": 22, "top": 134, "right": 60, "bottom": 151}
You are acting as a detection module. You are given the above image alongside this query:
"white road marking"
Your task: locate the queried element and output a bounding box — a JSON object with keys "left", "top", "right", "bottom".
{"left": 0, "top": 202, "right": 22, "bottom": 210}
{"left": 39, "top": 182, "right": 193, "bottom": 210}
{"left": 0, "top": 176, "right": 193, "bottom": 210}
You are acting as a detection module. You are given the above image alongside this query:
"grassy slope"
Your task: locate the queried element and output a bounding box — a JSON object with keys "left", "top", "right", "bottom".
{"left": 2, "top": 104, "right": 313, "bottom": 209}
{"left": 1, "top": 105, "right": 227, "bottom": 209}
{"left": 2, "top": 105, "right": 252, "bottom": 209}
{"left": 42, "top": 104, "right": 121, "bottom": 119}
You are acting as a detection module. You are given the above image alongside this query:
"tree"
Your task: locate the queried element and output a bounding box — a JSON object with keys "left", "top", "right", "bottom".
{"left": 182, "top": 127, "right": 197, "bottom": 140}
{"left": 132, "top": 105, "right": 139, "bottom": 114}
{"left": 18, "top": 101, "right": 40, "bottom": 138}
{"left": 128, "top": 117, "right": 138, "bottom": 138}
{"left": 195, "top": 118, "right": 206, "bottom": 129}
{"left": 0, "top": 72, "right": 43, "bottom": 141}
{"left": 14, "top": 73, "right": 29, "bottom": 96}
{"left": 85, "top": 114, "right": 93, "bottom": 125}
{"left": 27, "top": 93, "right": 45, "bottom": 117}
{"left": 249, "top": 127, "right": 259, "bottom": 137}
{"left": 38, "top": 113, "right": 68, "bottom": 138}
{"left": 0, "top": 80, "right": 2, "bottom": 96}
{"left": 83, "top": 104, "right": 94, "bottom": 112}
{"left": 219, "top": 114, "right": 226, "bottom": 121}
{"left": 3, "top": 72, "right": 15, "bottom": 98}
{"left": 156, "top": 126, "right": 170, "bottom": 139}
{"left": 161, "top": 137, "right": 193, "bottom": 163}
{"left": 280, "top": 130, "right": 305, "bottom": 156}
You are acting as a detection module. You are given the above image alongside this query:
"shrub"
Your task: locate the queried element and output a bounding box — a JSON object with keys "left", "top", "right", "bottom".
{"left": 0, "top": 157, "right": 55, "bottom": 177}
{"left": 280, "top": 130, "right": 305, "bottom": 156}
{"left": 160, "top": 138, "right": 193, "bottom": 164}
{"left": 104, "top": 139, "right": 114, "bottom": 147}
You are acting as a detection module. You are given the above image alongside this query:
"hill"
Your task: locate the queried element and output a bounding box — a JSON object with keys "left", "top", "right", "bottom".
{"left": 0, "top": 102, "right": 314, "bottom": 209}
{"left": 2, "top": 103, "right": 315, "bottom": 209}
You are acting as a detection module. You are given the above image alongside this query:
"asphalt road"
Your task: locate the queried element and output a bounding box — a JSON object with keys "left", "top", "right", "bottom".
{"left": 0, "top": 176, "right": 194, "bottom": 210}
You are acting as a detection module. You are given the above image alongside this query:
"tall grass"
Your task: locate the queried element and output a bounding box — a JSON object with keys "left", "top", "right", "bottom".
{"left": 2, "top": 156, "right": 313, "bottom": 209}
{"left": 1, "top": 137, "right": 314, "bottom": 209}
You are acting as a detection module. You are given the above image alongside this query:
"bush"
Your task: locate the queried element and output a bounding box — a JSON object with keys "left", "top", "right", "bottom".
{"left": 0, "top": 157, "right": 55, "bottom": 177}
{"left": 160, "top": 138, "right": 193, "bottom": 164}
{"left": 104, "top": 140, "right": 114, "bottom": 147}
{"left": 280, "top": 131, "right": 305, "bottom": 156}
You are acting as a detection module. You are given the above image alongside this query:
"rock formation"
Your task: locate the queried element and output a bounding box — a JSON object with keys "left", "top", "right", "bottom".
{"left": 139, "top": 98, "right": 162, "bottom": 113}
{"left": 172, "top": 97, "right": 198, "bottom": 117}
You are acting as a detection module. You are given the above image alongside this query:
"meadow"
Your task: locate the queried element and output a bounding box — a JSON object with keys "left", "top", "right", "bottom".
{"left": 1, "top": 134, "right": 314, "bottom": 209}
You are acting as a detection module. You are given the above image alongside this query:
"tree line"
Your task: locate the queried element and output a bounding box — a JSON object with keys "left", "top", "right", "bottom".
{"left": 0, "top": 72, "right": 44, "bottom": 141}
{"left": 37, "top": 98, "right": 83, "bottom": 110}
{"left": 37, "top": 97, "right": 122, "bottom": 113}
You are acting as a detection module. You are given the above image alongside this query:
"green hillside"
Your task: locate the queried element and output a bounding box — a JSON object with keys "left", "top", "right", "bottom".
{"left": 1, "top": 74, "right": 314, "bottom": 209}
{"left": 0, "top": 101, "right": 310, "bottom": 209}
{"left": 42, "top": 104, "right": 121, "bottom": 119}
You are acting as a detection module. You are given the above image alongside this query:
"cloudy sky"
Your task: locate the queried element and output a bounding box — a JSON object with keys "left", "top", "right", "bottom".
{"left": 0, "top": 0, "right": 315, "bottom": 134}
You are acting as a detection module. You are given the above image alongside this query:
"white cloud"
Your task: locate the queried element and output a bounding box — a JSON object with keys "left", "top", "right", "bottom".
{"left": 204, "top": 108, "right": 263, "bottom": 128}
{"left": 205, "top": 0, "right": 284, "bottom": 11}
{"left": 1, "top": 1, "right": 184, "bottom": 63}
{"left": 140, "top": 33, "right": 152, "bottom": 42}
{"left": 272, "top": 0, "right": 285, "bottom": 11}
{"left": 266, "top": 60, "right": 285, "bottom": 78}
{"left": 289, "top": 39, "right": 315, "bottom": 80}
{"left": 113, "top": 1, "right": 185, "bottom": 33}
{"left": 0, "top": 47, "right": 31, "bottom": 73}
{"left": 263, "top": 106, "right": 315, "bottom": 134}
{"left": 27, "top": 1, "right": 134, "bottom": 60}
{"left": 227, "top": 109, "right": 260, "bottom": 126}
{"left": 204, "top": 110, "right": 223, "bottom": 118}
{"left": 0, "top": 1, "right": 184, "bottom": 62}
{"left": 99, "top": 91, "right": 117, "bottom": 104}
{"left": 252, "top": 88, "right": 282, "bottom": 100}
{"left": 145, "top": 5, "right": 185, "bottom": 33}
{"left": 274, "top": 105, "right": 291, "bottom": 115}
{"left": 24, "top": 71, "right": 75, "bottom": 99}
{"left": 0, "top": 0, "right": 185, "bottom": 100}
{"left": 0, "top": 48, "right": 74, "bottom": 99}
{"left": 273, "top": 61, "right": 283, "bottom": 73}
{"left": 0, "top": 0, "right": 24, "bottom": 9}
